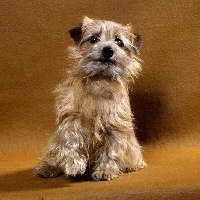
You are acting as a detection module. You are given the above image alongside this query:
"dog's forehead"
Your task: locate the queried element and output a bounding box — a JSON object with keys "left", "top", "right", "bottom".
{"left": 84, "top": 20, "right": 129, "bottom": 38}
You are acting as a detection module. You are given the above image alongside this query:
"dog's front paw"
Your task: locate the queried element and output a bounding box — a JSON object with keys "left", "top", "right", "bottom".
{"left": 125, "top": 159, "right": 147, "bottom": 172}
{"left": 62, "top": 156, "right": 87, "bottom": 177}
{"left": 138, "top": 160, "right": 147, "bottom": 169}
{"left": 34, "top": 160, "right": 61, "bottom": 178}
{"left": 91, "top": 170, "right": 119, "bottom": 181}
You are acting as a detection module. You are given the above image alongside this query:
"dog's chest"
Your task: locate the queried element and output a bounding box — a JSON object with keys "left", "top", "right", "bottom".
{"left": 78, "top": 86, "right": 132, "bottom": 129}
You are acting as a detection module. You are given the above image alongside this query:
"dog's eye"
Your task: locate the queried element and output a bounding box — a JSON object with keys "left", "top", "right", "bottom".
{"left": 115, "top": 37, "right": 124, "bottom": 47}
{"left": 89, "top": 35, "right": 100, "bottom": 44}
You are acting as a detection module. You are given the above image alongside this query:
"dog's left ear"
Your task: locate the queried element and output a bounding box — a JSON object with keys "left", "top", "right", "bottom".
{"left": 69, "top": 24, "right": 82, "bottom": 44}
{"left": 126, "top": 24, "right": 142, "bottom": 53}
{"left": 133, "top": 33, "right": 142, "bottom": 53}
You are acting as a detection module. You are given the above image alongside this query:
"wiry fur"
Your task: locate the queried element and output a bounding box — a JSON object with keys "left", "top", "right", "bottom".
{"left": 34, "top": 16, "right": 146, "bottom": 181}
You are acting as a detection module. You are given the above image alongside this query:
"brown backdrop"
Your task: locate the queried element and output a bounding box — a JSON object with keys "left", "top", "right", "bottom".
{"left": 0, "top": 1, "right": 200, "bottom": 199}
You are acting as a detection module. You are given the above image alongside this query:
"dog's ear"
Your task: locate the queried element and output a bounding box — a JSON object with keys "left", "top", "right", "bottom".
{"left": 69, "top": 24, "right": 82, "bottom": 44}
{"left": 126, "top": 25, "right": 142, "bottom": 53}
{"left": 69, "top": 17, "right": 94, "bottom": 44}
{"left": 133, "top": 33, "right": 142, "bottom": 53}
{"left": 82, "top": 16, "right": 94, "bottom": 25}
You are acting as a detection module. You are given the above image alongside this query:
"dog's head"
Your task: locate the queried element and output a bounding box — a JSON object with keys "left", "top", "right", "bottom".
{"left": 69, "top": 16, "right": 142, "bottom": 83}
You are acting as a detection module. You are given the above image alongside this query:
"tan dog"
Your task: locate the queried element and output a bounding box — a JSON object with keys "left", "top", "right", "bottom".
{"left": 34, "top": 16, "right": 146, "bottom": 181}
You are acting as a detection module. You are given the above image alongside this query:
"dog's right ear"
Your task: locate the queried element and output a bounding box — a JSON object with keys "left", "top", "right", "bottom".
{"left": 69, "top": 24, "right": 82, "bottom": 44}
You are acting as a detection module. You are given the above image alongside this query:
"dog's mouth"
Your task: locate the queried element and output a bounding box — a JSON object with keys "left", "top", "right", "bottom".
{"left": 97, "top": 58, "right": 115, "bottom": 66}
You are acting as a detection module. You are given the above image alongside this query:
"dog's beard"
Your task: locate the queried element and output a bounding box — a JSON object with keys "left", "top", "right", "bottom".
{"left": 80, "top": 60, "right": 124, "bottom": 81}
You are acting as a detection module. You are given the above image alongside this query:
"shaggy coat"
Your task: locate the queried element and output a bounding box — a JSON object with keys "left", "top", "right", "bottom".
{"left": 34, "top": 16, "right": 146, "bottom": 181}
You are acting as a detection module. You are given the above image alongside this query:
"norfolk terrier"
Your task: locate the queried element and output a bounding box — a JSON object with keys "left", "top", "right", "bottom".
{"left": 34, "top": 16, "right": 146, "bottom": 181}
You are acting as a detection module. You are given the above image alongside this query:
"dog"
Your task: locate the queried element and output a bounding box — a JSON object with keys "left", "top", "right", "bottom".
{"left": 34, "top": 16, "right": 146, "bottom": 181}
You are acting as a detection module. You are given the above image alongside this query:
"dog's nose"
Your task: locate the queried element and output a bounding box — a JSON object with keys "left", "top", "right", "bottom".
{"left": 102, "top": 46, "right": 114, "bottom": 59}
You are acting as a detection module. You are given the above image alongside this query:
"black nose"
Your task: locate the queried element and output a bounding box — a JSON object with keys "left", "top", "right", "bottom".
{"left": 102, "top": 46, "right": 114, "bottom": 59}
